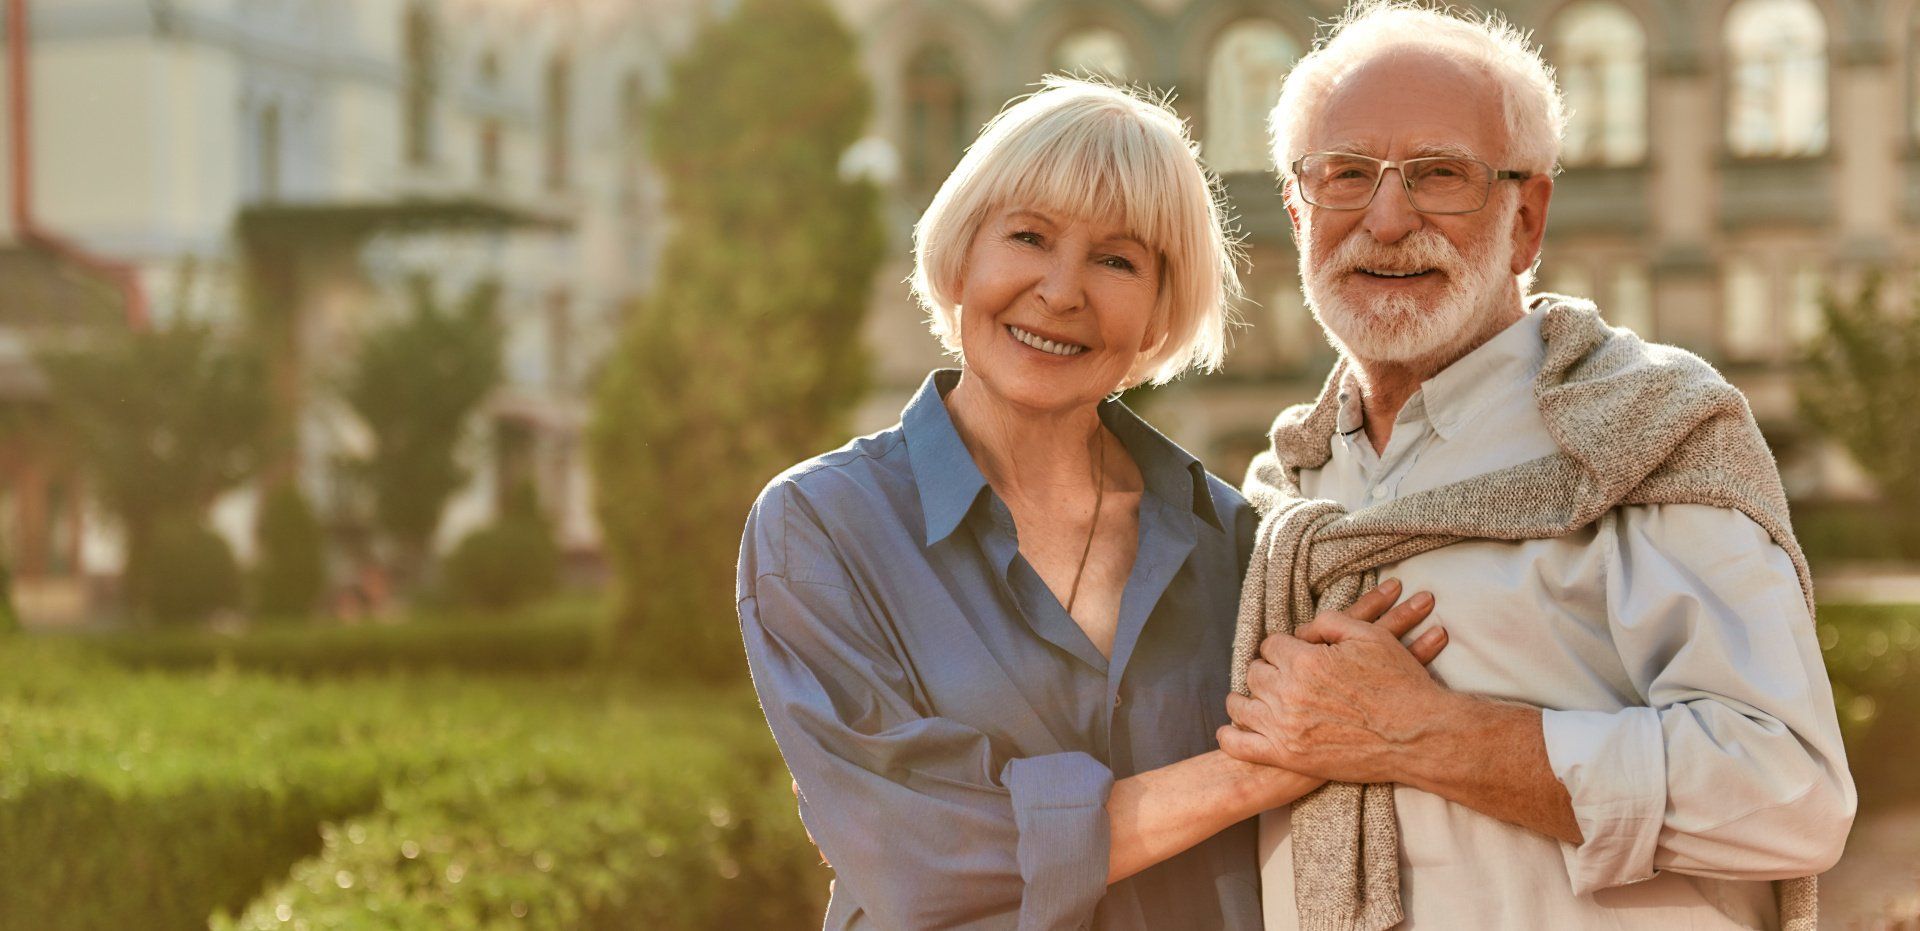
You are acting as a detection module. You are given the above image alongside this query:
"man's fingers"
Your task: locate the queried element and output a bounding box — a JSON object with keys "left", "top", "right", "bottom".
{"left": 1256, "top": 631, "right": 1307, "bottom": 667}
{"left": 1225, "top": 690, "right": 1256, "bottom": 727}
{"left": 1375, "top": 590, "right": 1436, "bottom": 639}
{"left": 1344, "top": 578, "right": 1403, "bottom": 621}
{"left": 1293, "top": 612, "right": 1370, "bottom": 646}
{"left": 1217, "top": 723, "right": 1268, "bottom": 763}
{"left": 1407, "top": 626, "right": 1449, "bottom": 666}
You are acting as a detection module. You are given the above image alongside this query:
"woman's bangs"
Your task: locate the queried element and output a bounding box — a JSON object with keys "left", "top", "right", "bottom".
{"left": 995, "top": 115, "right": 1180, "bottom": 256}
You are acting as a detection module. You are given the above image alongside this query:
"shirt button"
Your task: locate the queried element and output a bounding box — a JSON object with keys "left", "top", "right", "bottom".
{"left": 1113, "top": 691, "right": 1124, "bottom": 709}
{"left": 1371, "top": 485, "right": 1389, "bottom": 500}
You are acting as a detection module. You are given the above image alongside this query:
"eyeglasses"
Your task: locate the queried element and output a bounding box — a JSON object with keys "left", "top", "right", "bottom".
{"left": 1288, "top": 152, "right": 1531, "bottom": 215}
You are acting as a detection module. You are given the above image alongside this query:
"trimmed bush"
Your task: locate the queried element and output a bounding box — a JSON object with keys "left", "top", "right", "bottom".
{"left": 144, "top": 516, "right": 243, "bottom": 623}
{"left": 251, "top": 482, "right": 327, "bottom": 619}
{"left": 442, "top": 483, "right": 561, "bottom": 612}
{"left": 0, "top": 637, "right": 827, "bottom": 931}
{"left": 67, "top": 596, "right": 605, "bottom": 676}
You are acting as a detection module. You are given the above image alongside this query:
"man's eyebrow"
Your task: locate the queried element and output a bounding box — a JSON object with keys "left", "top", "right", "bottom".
{"left": 1408, "top": 142, "right": 1482, "bottom": 160}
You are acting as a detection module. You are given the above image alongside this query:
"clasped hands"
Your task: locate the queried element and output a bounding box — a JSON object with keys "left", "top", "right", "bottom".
{"left": 1217, "top": 578, "right": 1456, "bottom": 786}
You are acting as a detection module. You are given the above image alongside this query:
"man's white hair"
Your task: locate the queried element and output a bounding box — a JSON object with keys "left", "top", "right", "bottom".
{"left": 1268, "top": 1, "right": 1567, "bottom": 176}
{"left": 911, "top": 76, "right": 1243, "bottom": 388}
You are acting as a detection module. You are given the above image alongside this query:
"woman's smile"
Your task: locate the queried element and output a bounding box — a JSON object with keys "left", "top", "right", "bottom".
{"left": 1006, "top": 323, "right": 1089, "bottom": 357}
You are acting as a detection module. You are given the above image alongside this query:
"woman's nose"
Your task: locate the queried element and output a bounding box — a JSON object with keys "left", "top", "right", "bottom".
{"left": 1034, "top": 255, "right": 1088, "bottom": 315}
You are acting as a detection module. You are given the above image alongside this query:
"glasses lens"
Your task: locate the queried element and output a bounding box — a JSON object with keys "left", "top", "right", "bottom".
{"left": 1298, "top": 154, "right": 1381, "bottom": 209}
{"left": 1404, "top": 157, "right": 1493, "bottom": 214}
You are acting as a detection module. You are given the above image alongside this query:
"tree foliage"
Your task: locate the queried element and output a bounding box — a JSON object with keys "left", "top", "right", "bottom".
{"left": 341, "top": 279, "right": 503, "bottom": 585}
{"left": 36, "top": 322, "right": 268, "bottom": 620}
{"left": 251, "top": 481, "right": 327, "bottom": 618}
{"left": 1798, "top": 273, "right": 1920, "bottom": 556}
{"left": 589, "top": 0, "right": 884, "bottom": 679}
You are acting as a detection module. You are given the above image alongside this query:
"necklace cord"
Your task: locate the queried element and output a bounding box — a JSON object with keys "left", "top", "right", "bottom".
{"left": 1064, "top": 428, "right": 1105, "bottom": 615}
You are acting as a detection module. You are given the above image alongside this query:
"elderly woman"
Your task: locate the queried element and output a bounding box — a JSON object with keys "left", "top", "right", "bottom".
{"left": 736, "top": 79, "right": 1442, "bottom": 929}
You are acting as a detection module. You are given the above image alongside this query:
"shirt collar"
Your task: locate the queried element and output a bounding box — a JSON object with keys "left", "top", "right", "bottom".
{"left": 901, "top": 369, "right": 1224, "bottom": 547}
{"left": 1418, "top": 310, "right": 1545, "bottom": 440}
{"left": 1339, "top": 311, "right": 1545, "bottom": 442}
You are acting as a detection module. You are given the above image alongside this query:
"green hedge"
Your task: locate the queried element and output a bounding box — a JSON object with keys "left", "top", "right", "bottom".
{"left": 0, "top": 638, "right": 827, "bottom": 930}
{"left": 1819, "top": 603, "right": 1920, "bottom": 810}
{"left": 60, "top": 597, "right": 607, "bottom": 676}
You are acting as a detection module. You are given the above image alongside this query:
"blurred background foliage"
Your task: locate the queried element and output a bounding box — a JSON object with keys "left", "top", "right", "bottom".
{"left": 587, "top": 0, "right": 884, "bottom": 680}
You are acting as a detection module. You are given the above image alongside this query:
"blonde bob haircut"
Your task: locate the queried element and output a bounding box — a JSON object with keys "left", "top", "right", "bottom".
{"left": 910, "top": 76, "right": 1242, "bottom": 388}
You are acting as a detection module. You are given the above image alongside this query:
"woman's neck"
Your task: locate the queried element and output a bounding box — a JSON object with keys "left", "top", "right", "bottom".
{"left": 944, "top": 372, "right": 1109, "bottom": 504}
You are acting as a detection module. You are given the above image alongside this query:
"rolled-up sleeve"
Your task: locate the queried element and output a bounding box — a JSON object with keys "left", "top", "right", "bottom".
{"left": 1541, "top": 504, "right": 1856, "bottom": 896}
{"left": 737, "top": 487, "right": 1114, "bottom": 929}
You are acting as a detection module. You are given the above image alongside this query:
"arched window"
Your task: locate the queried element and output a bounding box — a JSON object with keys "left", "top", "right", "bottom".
{"left": 905, "top": 44, "right": 969, "bottom": 192}
{"left": 1725, "top": 0, "right": 1828, "bottom": 157}
{"left": 402, "top": 5, "right": 438, "bottom": 167}
{"left": 477, "top": 50, "right": 502, "bottom": 183}
{"left": 1551, "top": 1, "right": 1647, "bottom": 166}
{"left": 1053, "top": 26, "right": 1134, "bottom": 83}
{"left": 545, "top": 52, "right": 572, "bottom": 190}
{"left": 1205, "top": 20, "right": 1300, "bottom": 174}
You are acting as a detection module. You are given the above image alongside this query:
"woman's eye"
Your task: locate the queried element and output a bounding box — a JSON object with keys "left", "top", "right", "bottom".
{"left": 1101, "top": 255, "right": 1138, "bottom": 272}
{"left": 1011, "top": 230, "right": 1043, "bottom": 246}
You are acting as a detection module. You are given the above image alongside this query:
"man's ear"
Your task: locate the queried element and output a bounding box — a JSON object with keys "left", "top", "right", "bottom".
{"left": 1283, "top": 178, "right": 1305, "bottom": 248}
{"left": 1509, "top": 174, "right": 1554, "bottom": 276}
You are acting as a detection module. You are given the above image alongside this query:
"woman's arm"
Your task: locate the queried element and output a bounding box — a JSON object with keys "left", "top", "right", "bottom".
{"left": 1108, "top": 579, "right": 1441, "bottom": 884}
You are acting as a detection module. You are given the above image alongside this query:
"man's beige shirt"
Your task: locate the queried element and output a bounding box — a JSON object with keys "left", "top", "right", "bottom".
{"left": 1259, "top": 311, "right": 1854, "bottom": 930}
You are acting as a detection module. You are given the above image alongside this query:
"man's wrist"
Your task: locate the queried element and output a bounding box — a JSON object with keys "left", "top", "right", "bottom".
{"left": 1393, "top": 690, "right": 1507, "bottom": 792}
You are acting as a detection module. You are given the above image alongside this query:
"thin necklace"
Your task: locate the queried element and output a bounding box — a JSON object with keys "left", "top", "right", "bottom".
{"left": 1064, "top": 427, "right": 1105, "bottom": 615}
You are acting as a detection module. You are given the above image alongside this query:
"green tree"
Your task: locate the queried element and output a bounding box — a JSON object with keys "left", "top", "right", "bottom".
{"left": 341, "top": 279, "right": 503, "bottom": 591}
{"left": 589, "top": 0, "right": 884, "bottom": 679}
{"left": 36, "top": 322, "right": 268, "bottom": 621}
{"left": 251, "top": 481, "right": 327, "bottom": 618}
{"left": 1799, "top": 273, "right": 1920, "bottom": 557}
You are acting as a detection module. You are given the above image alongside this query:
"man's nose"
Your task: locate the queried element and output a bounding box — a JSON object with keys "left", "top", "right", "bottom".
{"left": 1361, "top": 167, "right": 1423, "bottom": 244}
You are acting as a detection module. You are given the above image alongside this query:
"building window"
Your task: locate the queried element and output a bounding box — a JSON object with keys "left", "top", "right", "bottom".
{"left": 1205, "top": 20, "right": 1300, "bottom": 174}
{"left": 1789, "top": 264, "right": 1827, "bottom": 347}
{"left": 620, "top": 72, "right": 647, "bottom": 209}
{"left": 403, "top": 5, "right": 438, "bottom": 167}
{"left": 1551, "top": 1, "right": 1647, "bottom": 167}
{"left": 905, "top": 44, "right": 969, "bottom": 193}
{"left": 478, "top": 51, "right": 502, "bottom": 184}
{"left": 545, "top": 53, "right": 572, "bottom": 191}
{"left": 1725, "top": 0, "right": 1828, "bottom": 158}
{"left": 1723, "top": 257, "right": 1775, "bottom": 360}
{"left": 547, "top": 289, "right": 573, "bottom": 393}
{"left": 1610, "top": 263, "right": 1654, "bottom": 338}
{"left": 1053, "top": 27, "right": 1134, "bottom": 83}
{"left": 257, "top": 101, "right": 282, "bottom": 201}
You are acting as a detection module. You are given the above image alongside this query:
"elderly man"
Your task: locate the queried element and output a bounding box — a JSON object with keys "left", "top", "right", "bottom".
{"left": 1215, "top": 3, "right": 1855, "bottom": 930}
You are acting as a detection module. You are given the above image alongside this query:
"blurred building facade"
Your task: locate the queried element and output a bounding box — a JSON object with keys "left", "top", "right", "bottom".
{"left": 1, "top": 0, "right": 1908, "bottom": 622}
{"left": 826, "top": 0, "right": 1901, "bottom": 500}
{"left": 0, "top": 0, "right": 707, "bottom": 623}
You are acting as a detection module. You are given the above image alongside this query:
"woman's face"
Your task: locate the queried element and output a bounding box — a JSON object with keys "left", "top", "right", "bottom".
{"left": 951, "top": 205, "right": 1163, "bottom": 415}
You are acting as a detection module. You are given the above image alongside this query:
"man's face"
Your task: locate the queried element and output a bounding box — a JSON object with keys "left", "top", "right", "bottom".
{"left": 1291, "top": 50, "right": 1541, "bottom": 366}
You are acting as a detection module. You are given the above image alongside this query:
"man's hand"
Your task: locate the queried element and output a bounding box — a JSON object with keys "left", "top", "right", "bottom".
{"left": 1218, "top": 579, "right": 1453, "bottom": 785}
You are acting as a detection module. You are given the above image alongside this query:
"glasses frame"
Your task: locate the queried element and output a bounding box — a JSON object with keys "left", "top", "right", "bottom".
{"left": 1287, "top": 152, "right": 1532, "bottom": 215}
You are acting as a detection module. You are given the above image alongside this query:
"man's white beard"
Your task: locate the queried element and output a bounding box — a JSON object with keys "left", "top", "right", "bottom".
{"left": 1300, "top": 207, "right": 1519, "bottom": 365}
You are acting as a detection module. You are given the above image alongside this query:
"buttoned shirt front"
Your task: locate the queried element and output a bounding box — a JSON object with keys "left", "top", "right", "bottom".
{"left": 739, "top": 370, "right": 1262, "bottom": 930}
{"left": 1258, "top": 311, "right": 1855, "bottom": 930}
